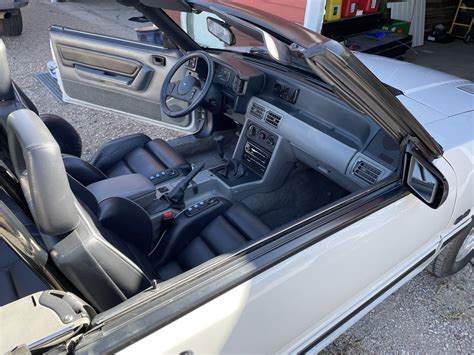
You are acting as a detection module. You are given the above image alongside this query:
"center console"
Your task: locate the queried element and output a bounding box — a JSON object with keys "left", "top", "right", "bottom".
{"left": 243, "top": 123, "right": 277, "bottom": 176}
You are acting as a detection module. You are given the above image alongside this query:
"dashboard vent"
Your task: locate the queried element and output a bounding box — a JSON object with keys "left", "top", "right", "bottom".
{"left": 249, "top": 102, "right": 266, "bottom": 120}
{"left": 352, "top": 160, "right": 382, "bottom": 185}
{"left": 265, "top": 111, "right": 282, "bottom": 128}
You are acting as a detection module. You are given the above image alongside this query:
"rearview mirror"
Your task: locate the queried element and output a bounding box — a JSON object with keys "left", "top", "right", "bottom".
{"left": 207, "top": 17, "right": 236, "bottom": 46}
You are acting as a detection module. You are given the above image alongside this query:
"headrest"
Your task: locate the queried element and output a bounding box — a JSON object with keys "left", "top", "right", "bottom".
{"left": 7, "top": 109, "right": 79, "bottom": 236}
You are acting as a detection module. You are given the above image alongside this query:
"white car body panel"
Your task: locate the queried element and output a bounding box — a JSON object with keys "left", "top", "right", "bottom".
{"left": 356, "top": 52, "right": 473, "bottom": 118}
{"left": 405, "top": 82, "right": 474, "bottom": 117}
{"left": 425, "top": 111, "right": 474, "bottom": 230}
{"left": 396, "top": 95, "right": 448, "bottom": 125}
{"left": 122, "top": 160, "right": 457, "bottom": 355}
{"left": 354, "top": 52, "right": 468, "bottom": 94}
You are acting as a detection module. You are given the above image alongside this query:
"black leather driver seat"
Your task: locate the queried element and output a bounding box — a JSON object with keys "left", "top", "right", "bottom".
{"left": 40, "top": 114, "right": 191, "bottom": 186}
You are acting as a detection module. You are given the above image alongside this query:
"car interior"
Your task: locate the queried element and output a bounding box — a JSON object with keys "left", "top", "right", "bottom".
{"left": 0, "top": 10, "right": 403, "bottom": 313}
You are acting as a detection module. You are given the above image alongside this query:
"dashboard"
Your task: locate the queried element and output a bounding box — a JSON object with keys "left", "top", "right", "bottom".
{"left": 204, "top": 51, "right": 400, "bottom": 191}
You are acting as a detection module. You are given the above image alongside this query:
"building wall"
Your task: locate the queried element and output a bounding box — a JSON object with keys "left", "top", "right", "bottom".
{"left": 230, "top": 0, "right": 308, "bottom": 24}
{"left": 425, "top": 0, "right": 458, "bottom": 32}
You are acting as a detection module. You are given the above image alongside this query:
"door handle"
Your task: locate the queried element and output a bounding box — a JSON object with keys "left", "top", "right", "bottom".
{"left": 152, "top": 55, "right": 166, "bottom": 66}
{"left": 74, "top": 64, "right": 134, "bottom": 86}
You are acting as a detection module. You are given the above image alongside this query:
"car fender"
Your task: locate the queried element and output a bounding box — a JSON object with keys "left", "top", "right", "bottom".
{"left": 425, "top": 111, "right": 474, "bottom": 233}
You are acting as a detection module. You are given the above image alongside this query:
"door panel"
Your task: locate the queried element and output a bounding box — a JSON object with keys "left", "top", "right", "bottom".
{"left": 120, "top": 159, "right": 456, "bottom": 354}
{"left": 50, "top": 26, "right": 201, "bottom": 133}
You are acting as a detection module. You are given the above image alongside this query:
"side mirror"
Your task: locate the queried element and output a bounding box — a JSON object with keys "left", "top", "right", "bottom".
{"left": 405, "top": 154, "right": 448, "bottom": 208}
{"left": 206, "top": 17, "right": 236, "bottom": 46}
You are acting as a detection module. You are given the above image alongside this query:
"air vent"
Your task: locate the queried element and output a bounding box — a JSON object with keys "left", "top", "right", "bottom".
{"left": 353, "top": 160, "right": 382, "bottom": 184}
{"left": 265, "top": 111, "right": 282, "bottom": 128}
{"left": 249, "top": 102, "right": 266, "bottom": 120}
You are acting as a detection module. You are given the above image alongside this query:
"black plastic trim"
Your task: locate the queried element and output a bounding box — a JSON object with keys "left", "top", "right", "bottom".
{"left": 454, "top": 209, "right": 471, "bottom": 225}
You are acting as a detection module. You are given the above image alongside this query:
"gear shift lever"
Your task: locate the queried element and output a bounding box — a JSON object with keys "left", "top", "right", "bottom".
{"left": 213, "top": 134, "right": 246, "bottom": 181}
{"left": 214, "top": 135, "right": 225, "bottom": 160}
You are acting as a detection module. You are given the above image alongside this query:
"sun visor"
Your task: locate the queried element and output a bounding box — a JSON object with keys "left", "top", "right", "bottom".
{"left": 140, "top": 0, "right": 192, "bottom": 11}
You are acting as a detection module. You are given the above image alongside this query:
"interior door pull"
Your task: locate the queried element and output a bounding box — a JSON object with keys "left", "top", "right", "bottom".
{"left": 74, "top": 64, "right": 134, "bottom": 86}
{"left": 152, "top": 55, "right": 166, "bottom": 66}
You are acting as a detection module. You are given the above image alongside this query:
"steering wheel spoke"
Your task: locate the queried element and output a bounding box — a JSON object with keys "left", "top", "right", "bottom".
{"left": 182, "top": 86, "right": 201, "bottom": 103}
{"left": 166, "top": 81, "right": 180, "bottom": 97}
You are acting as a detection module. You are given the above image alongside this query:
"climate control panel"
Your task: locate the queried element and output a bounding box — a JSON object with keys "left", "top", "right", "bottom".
{"left": 246, "top": 124, "right": 277, "bottom": 152}
{"left": 243, "top": 123, "right": 278, "bottom": 176}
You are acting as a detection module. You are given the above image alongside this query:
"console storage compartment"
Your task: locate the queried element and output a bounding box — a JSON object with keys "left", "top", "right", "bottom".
{"left": 87, "top": 174, "right": 156, "bottom": 208}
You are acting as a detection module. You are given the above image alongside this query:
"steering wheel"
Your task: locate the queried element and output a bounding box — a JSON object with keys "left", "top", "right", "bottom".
{"left": 160, "top": 51, "right": 215, "bottom": 118}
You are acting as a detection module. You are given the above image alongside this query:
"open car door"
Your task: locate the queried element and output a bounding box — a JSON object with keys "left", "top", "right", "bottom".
{"left": 50, "top": 26, "right": 202, "bottom": 134}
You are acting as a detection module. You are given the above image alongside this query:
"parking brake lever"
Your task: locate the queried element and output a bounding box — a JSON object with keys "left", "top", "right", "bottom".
{"left": 166, "top": 163, "right": 205, "bottom": 209}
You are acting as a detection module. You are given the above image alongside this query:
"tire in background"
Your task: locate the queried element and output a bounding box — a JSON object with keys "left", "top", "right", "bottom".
{"left": 0, "top": 10, "right": 23, "bottom": 36}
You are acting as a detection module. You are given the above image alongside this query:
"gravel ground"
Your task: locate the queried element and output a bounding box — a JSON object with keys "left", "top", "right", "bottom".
{"left": 3, "top": 1, "right": 473, "bottom": 352}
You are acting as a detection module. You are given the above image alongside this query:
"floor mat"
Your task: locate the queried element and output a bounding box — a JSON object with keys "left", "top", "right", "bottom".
{"left": 35, "top": 72, "right": 64, "bottom": 103}
{"left": 240, "top": 163, "right": 349, "bottom": 229}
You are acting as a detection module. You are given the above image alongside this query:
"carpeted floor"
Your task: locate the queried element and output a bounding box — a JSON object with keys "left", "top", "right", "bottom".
{"left": 240, "top": 162, "right": 349, "bottom": 229}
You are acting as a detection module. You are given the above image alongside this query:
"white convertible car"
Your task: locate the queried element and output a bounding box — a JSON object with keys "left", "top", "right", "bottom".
{"left": 0, "top": 0, "right": 472, "bottom": 353}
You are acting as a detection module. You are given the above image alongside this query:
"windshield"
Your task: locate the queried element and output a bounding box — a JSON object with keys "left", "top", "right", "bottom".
{"left": 166, "top": 10, "right": 264, "bottom": 52}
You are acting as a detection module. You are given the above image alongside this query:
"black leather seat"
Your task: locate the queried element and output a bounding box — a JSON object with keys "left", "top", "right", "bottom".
{"left": 154, "top": 199, "right": 271, "bottom": 280}
{"left": 8, "top": 109, "right": 269, "bottom": 311}
{"left": 70, "top": 174, "right": 270, "bottom": 281}
{"left": 40, "top": 114, "right": 191, "bottom": 186}
{"left": 68, "top": 177, "right": 270, "bottom": 308}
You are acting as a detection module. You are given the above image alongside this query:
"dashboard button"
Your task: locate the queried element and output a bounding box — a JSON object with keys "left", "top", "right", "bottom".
{"left": 248, "top": 125, "right": 257, "bottom": 137}
{"left": 258, "top": 131, "right": 266, "bottom": 140}
{"left": 266, "top": 135, "right": 276, "bottom": 148}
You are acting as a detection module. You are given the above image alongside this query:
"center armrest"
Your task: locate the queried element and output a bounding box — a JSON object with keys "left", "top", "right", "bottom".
{"left": 87, "top": 174, "right": 156, "bottom": 208}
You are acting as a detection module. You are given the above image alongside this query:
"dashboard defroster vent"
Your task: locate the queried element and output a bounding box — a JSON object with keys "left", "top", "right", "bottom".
{"left": 249, "top": 102, "right": 266, "bottom": 120}
{"left": 352, "top": 160, "right": 382, "bottom": 184}
{"left": 265, "top": 111, "right": 282, "bottom": 128}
